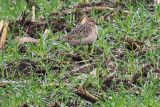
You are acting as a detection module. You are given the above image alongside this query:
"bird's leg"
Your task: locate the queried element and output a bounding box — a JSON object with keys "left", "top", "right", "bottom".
{"left": 91, "top": 44, "right": 95, "bottom": 54}
{"left": 88, "top": 44, "right": 94, "bottom": 54}
{"left": 73, "top": 45, "right": 76, "bottom": 48}
{"left": 73, "top": 45, "right": 77, "bottom": 54}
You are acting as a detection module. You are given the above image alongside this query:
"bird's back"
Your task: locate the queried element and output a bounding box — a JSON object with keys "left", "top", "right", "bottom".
{"left": 62, "top": 23, "right": 92, "bottom": 41}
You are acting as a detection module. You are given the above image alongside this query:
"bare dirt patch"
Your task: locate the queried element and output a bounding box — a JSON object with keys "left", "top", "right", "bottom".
{"left": 1, "top": 0, "right": 159, "bottom": 106}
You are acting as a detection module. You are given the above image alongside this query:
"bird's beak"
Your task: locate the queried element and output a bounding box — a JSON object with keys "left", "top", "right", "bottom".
{"left": 96, "top": 22, "right": 99, "bottom": 25}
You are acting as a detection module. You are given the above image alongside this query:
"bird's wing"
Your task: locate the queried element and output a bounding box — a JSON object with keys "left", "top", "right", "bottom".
{"left": 65, "top": 24, "right": 92, "bottom": 40}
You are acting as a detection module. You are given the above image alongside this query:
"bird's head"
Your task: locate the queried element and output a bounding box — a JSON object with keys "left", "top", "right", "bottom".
{"left": 86, "top": 18, "right": 96, "bottom": 26}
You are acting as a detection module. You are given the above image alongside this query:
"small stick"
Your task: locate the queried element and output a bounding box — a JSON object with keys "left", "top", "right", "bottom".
{"left": 43, "top": 29, "right": 50, "bottom": 40}
{"left": 1, "top": 20, "right": 9, "bottom": 44}
{"left": 0, "top": 80, "right": 28, "bottom": 85}
{"left": 74, "top": 86, "right": 98, "bottom": 103}
{"left": 81, "top": 6, "right": 132, "bottom": 14}
{"left": 32, "top": 6, "right": 35, "bottom": 21}
{"left": 0, "top": 80, "right": 74, "bottom": 87}
{"left": 72, "top": 64, "right": 90, "bottom": 72}
{"left": 29, "top": 21, "right": 44, "bottom": 25}
{"left": 80, "top": 16, "right": 88, "bottom": 24}
{"left": 0, "top": 20, "right": 9, "bottom": 49}
{"left": 0, "top": 20, "right": 4, "bottom": 32}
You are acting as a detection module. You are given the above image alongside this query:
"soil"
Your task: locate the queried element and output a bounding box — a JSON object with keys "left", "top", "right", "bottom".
{"left": 0, "top": 0, "right": 159, "bottom": 106}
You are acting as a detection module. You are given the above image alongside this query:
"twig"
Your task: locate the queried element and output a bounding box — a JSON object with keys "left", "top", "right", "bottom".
{"left": 0, "top": 80, "right": 74, "bottom": 88}
{"left": 29, "top": 21, "right": 44, "bottom": 25}
{"left": 80, "top": 16, "right": 88, "bottom": 24}
{"left": 0, "top": 80, "right": 28, "bottom": 85}
{"left": 1, "top": 20, "right": 9, "bottom": 44}
{"left": 72, "top": 64, "right": 90, "bottom": 72}
{"left": 32, "top": 6, "right": 35, "bottom": 21}
{"left": 0, "top": 20, "right": 9, "bottom": 49}
{"left": 74, "top": 86, "right": 98, "bottom": 103}
{"left": 80, "top": 6, "right": 132, "bottom": 14}
{"left": 0, "top": 20, "right": 4, "bottom": 32}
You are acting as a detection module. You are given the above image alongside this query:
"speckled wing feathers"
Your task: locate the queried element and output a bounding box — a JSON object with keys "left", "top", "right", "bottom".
{"left": 65, "top": 23, "right": 92, "bottom": 40}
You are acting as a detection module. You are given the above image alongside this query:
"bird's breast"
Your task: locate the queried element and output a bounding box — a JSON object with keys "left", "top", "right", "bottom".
{"left": 83, "top": 26, "right": 98, "bottom": 44}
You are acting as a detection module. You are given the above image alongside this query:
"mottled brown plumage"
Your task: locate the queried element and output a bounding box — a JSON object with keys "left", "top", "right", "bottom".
{"left": 62, "top": 18, "right": 98, "bottom": 45}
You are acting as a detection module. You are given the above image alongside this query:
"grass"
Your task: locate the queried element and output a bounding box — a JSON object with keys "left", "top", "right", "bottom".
{"left": 0, "top": 0, "right": 160, "bottom": 106}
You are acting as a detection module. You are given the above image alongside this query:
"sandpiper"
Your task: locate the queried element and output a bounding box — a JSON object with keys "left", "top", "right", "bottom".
{"left": 62, "top": 18, "right": 98, "bottom": 46}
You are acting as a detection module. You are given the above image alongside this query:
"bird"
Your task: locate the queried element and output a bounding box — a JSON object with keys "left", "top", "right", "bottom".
{"left": 62, "top": 18, "right": 98, "bottom": 46}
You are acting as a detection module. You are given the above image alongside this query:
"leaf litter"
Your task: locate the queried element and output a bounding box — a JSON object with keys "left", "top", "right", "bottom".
{"left": 0, "top": 0, "right": 160, "bottom": 106}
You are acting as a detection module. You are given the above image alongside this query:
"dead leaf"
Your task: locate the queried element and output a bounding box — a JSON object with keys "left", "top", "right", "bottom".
{"left": 90, "top": 68, "right": 104, "bottom": 77}
{"left": 14, "top": 37, "right": 39, "bottom": 52}
{"left": 43, "top": 29, "right": 50, "bottom": 40}
{"left": 17, "top": 37, "right": 39, "bottom": 44}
